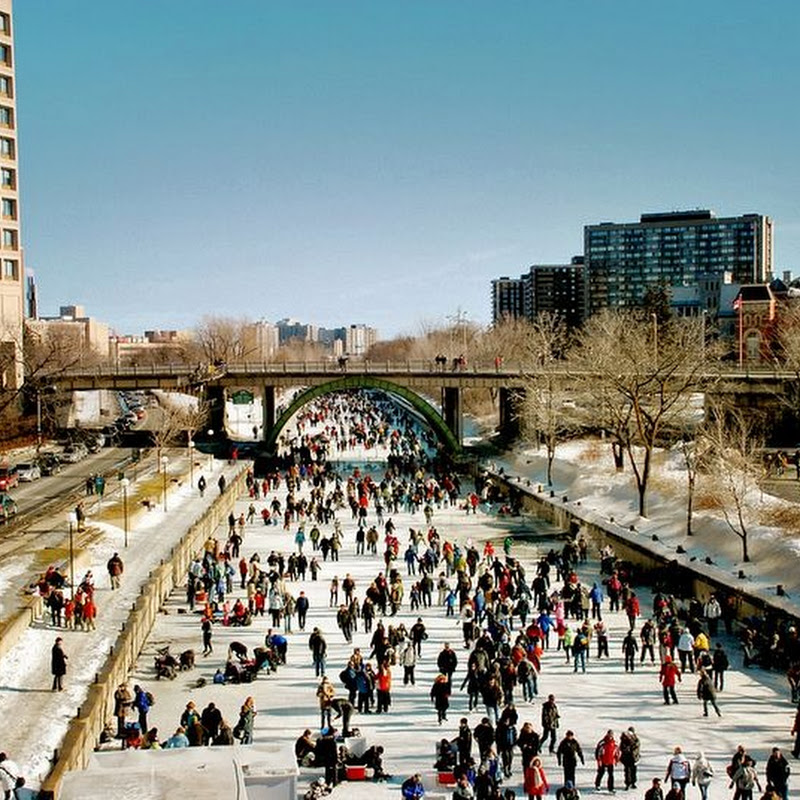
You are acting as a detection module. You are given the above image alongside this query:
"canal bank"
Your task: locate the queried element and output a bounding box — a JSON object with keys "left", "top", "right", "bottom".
{"left": 490, "top": 467, "right": 800, "bottom": 631}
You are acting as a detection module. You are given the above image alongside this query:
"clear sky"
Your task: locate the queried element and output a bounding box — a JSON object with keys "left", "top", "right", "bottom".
{"left": 13, "top": 1, "right": 800, "bottom": 338}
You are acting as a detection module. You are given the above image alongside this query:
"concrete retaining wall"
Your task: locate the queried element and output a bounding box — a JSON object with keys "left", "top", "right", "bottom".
{"left": 39, "top": 469, "right": 248, "bottom": 800}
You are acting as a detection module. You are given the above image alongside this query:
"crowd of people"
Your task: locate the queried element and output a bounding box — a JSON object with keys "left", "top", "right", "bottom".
{"left": 21, "top": 389, "right": 796, "bottom": 800}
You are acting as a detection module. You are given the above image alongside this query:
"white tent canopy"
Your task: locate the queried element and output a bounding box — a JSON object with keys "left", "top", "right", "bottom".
{"left": 60, "top": 743, "right": 298, "bottom": 800}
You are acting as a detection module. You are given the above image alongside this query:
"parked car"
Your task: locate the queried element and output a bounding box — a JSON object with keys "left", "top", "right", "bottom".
{"left": 61, "top": 443, "right": 88, "bottom": 463}
{"left": 36, "top": 453, "right": 62, "bottom": 476}
{"left": 0, "top": 465, "right": 19, "bottom": 491}
{"left": 16, "top": 462, "right": 42, "bottom": 482}
{"left": 0, "top": 492, "right": 17, "bottom": 523}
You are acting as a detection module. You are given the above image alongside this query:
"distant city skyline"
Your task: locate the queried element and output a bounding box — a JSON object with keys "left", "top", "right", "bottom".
{"left": 13, "top": 1, "right": 800, "bottom": 338}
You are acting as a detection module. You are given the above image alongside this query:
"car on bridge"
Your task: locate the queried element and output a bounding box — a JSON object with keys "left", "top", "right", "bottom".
{"left": 0, "top": 465, "right": 18, "bottom": 491}
{"left": 0, "top": 492, "right": 17, "bottom": 523}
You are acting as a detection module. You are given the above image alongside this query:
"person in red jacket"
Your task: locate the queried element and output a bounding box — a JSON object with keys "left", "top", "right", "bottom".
{"left": 594, "top": 730, "right": 620, "bottom": 792}
{"left": 625, "top": 592, "right": 640, "bottom": 630}
{"left": 524, "top": 756, "right": 550, "bottom": 799}
{"left": 660, "top": 655, "right": 682, "bottom": 705}
{"left": 82, "top": 596, "right": 97, "bottom": 631}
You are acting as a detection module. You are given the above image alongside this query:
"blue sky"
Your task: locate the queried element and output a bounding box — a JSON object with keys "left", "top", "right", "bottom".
{"left": 13, "top": 1, "right": 800, "bottom": 338}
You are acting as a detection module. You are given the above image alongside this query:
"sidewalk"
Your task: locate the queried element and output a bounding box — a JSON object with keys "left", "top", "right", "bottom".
{"left": 0, "top": 452, "right": 242, "bottom": 785}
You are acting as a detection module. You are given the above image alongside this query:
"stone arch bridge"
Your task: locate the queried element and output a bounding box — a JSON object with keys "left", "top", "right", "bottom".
{"left": 50, "top": 360, "right": 794, "bottom": 452}
{"left": 51, "top": 361, "right": 528, "bottom": 453}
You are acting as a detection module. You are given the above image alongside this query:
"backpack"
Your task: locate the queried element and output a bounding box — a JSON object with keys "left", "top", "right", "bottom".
{"left": 145, "top": 691, "right": 155, "bottom": 707}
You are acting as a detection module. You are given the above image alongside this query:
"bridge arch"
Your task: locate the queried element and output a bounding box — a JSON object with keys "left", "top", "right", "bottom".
{"left": 264, "top": 376, "right": 461, "bottom": 453}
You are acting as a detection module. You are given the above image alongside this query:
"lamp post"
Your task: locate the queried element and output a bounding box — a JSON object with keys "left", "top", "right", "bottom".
{"left": 161, "top": 455, "right": 169, "bottom": 512}
{"left": 120, "top": 477, "right": 130, "bottom": 548}
{"left": 207, "top": 429, "right": 214, "bottom": 469}
{"left": 188, "top": 439, "right": 195, "bottom": 487}
{"left": 36, "top": 388, "right": 42, "bottom": 453}
{"left": 66, "top": 510, "right": 77, "bottom": 597}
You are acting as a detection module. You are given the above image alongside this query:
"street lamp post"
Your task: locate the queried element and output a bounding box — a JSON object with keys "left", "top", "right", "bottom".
{"left": 188, "top": 439, "right": 195, "bottom": 487}
{"left": 207, "top": 430, "right": 214, "bottom": 469}
{"left": 66, "top": 511, "right": 77, "bottom": 597}
{"left": 120, "top": 477, "right": 130, "bottom": 548}
{"left": 36, "top": 389, "right": 42, "bottom": 453}
{"left": 161, "top": 455, "right": 169, "bottom": 512}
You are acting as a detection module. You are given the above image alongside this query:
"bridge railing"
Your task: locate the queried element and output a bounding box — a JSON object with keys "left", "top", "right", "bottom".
{"left": 48, "top": 360, "right": 794, "bottom": 381}
{"left": 52, "top": 360, "right": 527, "bottom": 378}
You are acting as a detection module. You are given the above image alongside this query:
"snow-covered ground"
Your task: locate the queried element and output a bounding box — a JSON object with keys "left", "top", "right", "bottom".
{"left": 104, "top": 447, "right": 797, "bottom": 800}
{"left": 0, "top": 453, "right": 241, "bottom": 787}
{"left": 498, "top": 440, "right": 800, "bottom": 612}
{"left": 2, "top": 426, "right": 799, "bottom": 798}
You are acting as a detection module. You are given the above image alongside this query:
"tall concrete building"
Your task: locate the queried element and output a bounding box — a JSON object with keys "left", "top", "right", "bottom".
{"left": 584, "top": 210, "right": 773, "bottom": 317}
{"left": 492, "top": 259, "right": 585, "bottom": 327}
{"left": 491, "top": 276, "right": 525, "bottom": 323}
{"left": 0, "top": 0, "right": 23, "bottom": 390}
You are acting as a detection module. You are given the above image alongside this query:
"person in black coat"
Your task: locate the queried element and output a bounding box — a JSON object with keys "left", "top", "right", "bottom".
{"left": 315, "top": 728, "right": 339, "bottom": 786}
{"left": 51, "top": 637, "right": 67, "bottom": 691}
{"left": 556, "top": 730, "right": 585, "bottom": 787}
{"left": 437, "top": 643, "right": 458, "bottom": 689}
{"left": 765, "top": 747, "right": 790, "bottom": 799}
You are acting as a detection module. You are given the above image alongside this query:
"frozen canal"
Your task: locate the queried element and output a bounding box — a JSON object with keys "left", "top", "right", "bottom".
{"left": 119, "top": 458, "right": 797, "bottom": 800}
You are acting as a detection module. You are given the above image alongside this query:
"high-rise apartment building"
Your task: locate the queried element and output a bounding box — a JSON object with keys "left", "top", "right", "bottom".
{"left": 491, "top": 276, "right": 525, "bottom": 323}
{"left": 491, "top": 259, "right": 585, "bottom": 327}
{"left": 0, "top": 0, "right": 23, "bottom": 390}
{"left": 584, "top": 210, "right": 773, "bottom": 317}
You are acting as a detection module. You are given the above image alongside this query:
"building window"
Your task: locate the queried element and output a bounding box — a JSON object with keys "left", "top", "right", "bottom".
{"left": 0, "top": 106, "right": 12, "bottom": 128}
{"left": 2, "top": 228, "right": 15, "bottom": 248}
{"left": 2, "top": 258, "right": 17, "bottom": 279}
{"left": 0, "top": 44, "right": 9, "bottom": 66}
{"left": 0, "top": 14, "right": 8, "bottom": 35}
{"left": 0, "top": 76, "right": 10, "bottom": 97}
{"left": 2, "top": 198, "right": 15, "bottom": 219}
{"left": 1, "top": 167, "right": 14, "bottom": 189}
{"left": 0, "top": 137, "right": 13, "bottom": 159}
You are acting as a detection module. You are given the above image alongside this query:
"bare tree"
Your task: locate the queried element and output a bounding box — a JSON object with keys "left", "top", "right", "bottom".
{"left": 702, "top": 401, "right": 764, "bottom": 562}
{"left": 571, "top": 310, "right": 708, "bottom": 517}
{"left": 193, "top": 316, "right": 258, "bottom": 364}
{"left": 0, "top": 322, "right": 90, "bottom": 440}
{"left": 149, "top": 393, "right": 208, "bottom": 465}
{"left": 678, "top": 435, "right": 706, "bottom": 536}
{"left": 772, "top": 302, "right": 800, "bottom": 427}
{"left": 518, "top": 313, "right": 576, "bottom": 485}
